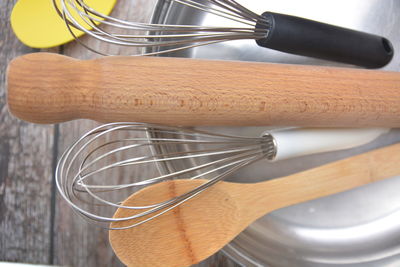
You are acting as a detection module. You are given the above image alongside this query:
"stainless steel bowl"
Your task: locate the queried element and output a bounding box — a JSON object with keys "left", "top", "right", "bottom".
{"left": 150, "top": 1, "right": 400, "bottom": 266}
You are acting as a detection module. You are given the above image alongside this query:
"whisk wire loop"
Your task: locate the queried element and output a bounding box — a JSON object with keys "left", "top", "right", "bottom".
{"left": 56, "top": 122, "right": 274, "bottom": 228}
{"left": 55, "top": 0, "right": 270, "bottom": 55}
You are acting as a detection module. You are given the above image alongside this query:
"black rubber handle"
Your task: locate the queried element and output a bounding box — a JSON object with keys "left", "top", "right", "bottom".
{"left": 256, "top": 12, "right": 394, "bottom": 68}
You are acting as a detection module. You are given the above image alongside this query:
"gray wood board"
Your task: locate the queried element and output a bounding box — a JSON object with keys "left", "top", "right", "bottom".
{"left": 0, "top": 0, "right": 55, "bottom": 264}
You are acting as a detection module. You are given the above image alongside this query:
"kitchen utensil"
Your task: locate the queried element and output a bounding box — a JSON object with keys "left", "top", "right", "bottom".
{"left": 10, "top": 0, "right": 116, "bottom": 48}
{"left": 57, "top": 0, "right": 393, "bottom": 68}
{"left": 55, "top": 122, "right": 388, "bottom": 227}
{"left": 151, "top": 1, "right": 400, "bottom": 265}
{"left": 108, "top": 142, "right": 400, "bottom": 267}
{"left": 6, "top": 52, "right": 400, "bottom": 127}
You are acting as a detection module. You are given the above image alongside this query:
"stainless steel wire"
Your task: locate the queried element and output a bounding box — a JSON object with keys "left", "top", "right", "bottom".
{"left": 55, "top": 122, "right": 276, "bottom": 229}
{"left": 54, "top": 0, "right": 270, "bottom": 55}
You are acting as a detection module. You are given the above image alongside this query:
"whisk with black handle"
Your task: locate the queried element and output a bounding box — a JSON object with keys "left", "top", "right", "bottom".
{"left": 55, "top": 122, "right": 388, "bottom": 228}
{"left": 56, "top": 0, "right": 393, "bottom": 68}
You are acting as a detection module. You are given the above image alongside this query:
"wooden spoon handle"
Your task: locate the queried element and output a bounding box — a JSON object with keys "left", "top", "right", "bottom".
{"left": 236, "top": 142, "right": 400, "bottom": 222}
{"left": 7, "top": 52, "right": 400, "bottom": 126}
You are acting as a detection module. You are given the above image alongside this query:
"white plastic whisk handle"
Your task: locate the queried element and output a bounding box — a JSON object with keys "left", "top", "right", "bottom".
{"left": 269, "top": 128, "right": 390, "bottom": 161}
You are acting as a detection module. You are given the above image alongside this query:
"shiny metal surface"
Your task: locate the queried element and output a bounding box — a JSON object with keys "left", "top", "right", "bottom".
{"left": 57, "top": 0, "right": 268, "bottom": 56}
{"left": 151, "top": 1, "right": 400, "bottom": 266}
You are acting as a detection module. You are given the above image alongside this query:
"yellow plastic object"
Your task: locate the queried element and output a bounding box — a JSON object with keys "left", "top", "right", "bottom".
{"left": 10, "top": 0, "right": 117, "bottom": 48}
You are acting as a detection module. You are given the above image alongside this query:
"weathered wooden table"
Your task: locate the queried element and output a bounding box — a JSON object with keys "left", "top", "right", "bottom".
{"left": 0, "top": 1, "right": 239, "bottom": 266}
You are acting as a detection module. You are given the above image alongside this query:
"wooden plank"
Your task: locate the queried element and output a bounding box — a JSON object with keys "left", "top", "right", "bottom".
{"left": 0, "top": 1, "right": 55, "bottom": 264}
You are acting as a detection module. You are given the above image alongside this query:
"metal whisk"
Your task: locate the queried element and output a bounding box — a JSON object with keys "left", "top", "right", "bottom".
{"left": 56, "top": 0, "right": 268, "bottom": 54}
{"left": 55, "top": 122, "right": 388, "bottom": 229}
{"left": 55, "top": 0, "right": 393, "bottom": 67}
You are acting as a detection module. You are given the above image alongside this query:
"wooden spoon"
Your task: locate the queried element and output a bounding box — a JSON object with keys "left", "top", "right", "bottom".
{"left": 109, "top": 142, "right": 400, "bottom": 267}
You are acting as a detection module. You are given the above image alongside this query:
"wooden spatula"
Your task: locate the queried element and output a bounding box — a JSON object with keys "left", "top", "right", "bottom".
{"left": 109, "top": 142, "right": 400, "bottom": 267}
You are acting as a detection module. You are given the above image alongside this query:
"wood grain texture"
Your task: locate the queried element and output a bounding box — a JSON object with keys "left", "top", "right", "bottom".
{"left": 1, "top": 1, "right": 237, "bottom": 266}
{"left": 52, "top": 120, "right": 126, "bottom": 267}
{"left": 0, "top": 1, "right": 54, "bottom": 264}
{"left": 51, "top": 2, "right": 154, "bottom": 266}
{"left": 7, "top": 52, "right": 400, "bottom": 126}
{"left": 109, "top": 142, "right": 400, "bottom": 267}
{"left": 51, "top": 1, "right": 239, "bottom": 267}
{"left": 52, "top": 1, "right": 157, "bottom": 266}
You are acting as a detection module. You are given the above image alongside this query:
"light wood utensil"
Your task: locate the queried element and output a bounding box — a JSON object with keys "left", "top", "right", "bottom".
{"left": 7, "top": 52, "right": 400, "bottom": 126}
{"left": 109, "top": 142, "right": 400, "bottom": 267}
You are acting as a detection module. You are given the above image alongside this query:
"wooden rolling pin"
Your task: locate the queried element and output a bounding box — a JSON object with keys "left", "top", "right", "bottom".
{"left": 6, "top": 52, "right": 400, "bottom": 126}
